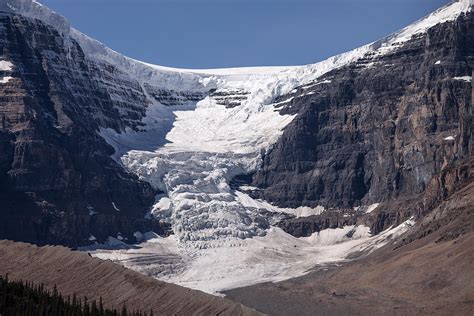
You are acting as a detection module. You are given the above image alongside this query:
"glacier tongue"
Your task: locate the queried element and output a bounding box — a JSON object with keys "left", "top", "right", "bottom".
{"left": 88, "top": 221, "right": 415, "bottom": 294}
{"left": 119, "top": 89, "right": 297, "bottom": 246}
{"left": 124, "top": 150, "right": 272, "bottom": 244}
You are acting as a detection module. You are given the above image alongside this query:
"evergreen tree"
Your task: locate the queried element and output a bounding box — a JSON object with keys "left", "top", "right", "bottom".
{"left": 99, "top": 296, "right": 104, "bottom": 314}
{"left": 121, "top": 303, "right": 128, "bottom": 316}
{"left": 0, "top": 275, "right": 147, "bottom": 316}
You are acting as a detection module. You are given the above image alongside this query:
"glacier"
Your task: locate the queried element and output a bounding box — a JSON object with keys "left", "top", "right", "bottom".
{"left": 7, "top": 0, "right": 473, "bottom": 294}
{"left": 89, "top": 221, "right": 416, "bottom": 294}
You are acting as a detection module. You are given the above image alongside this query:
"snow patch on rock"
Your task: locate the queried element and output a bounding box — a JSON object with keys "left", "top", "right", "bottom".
{"left": 365, "top": 203, "right": 381, "bottom": 214}
{"left": 235, "top": 191, "right": 325, "bottom": 218}
{"left": 87, "top": 206, "right": 97, "bottom": 216}
{"left": 453, "top": 76, "right": 472, "bottom": 82}
{"left": 375, "top": 0, "right": 473, "bottom": 57}
{"left": 0, "top": 76, "right": 13, "bottom": 84}
{"left": 111, "top": 202, "right": 120, "bottom": 212}
{"left": 0, "top": 60, "right": 13, "bottom": 71}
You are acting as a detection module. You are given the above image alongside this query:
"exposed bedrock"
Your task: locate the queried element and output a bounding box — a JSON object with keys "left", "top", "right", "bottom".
{"left": 276, "top": 209, "right": 359, "bottom": 238}
{"left": 252, "top": 13, "right": 473, "bottom": 234}
{"left": 0, "top": 13, "right": 171, "bottom": 246}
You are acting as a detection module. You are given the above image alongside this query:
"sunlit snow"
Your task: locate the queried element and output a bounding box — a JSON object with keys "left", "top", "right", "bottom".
{"left": 365, "top": 203, "right": 381, "bottom": 214}
{"left": 0, "top": 60, "right": 13, "bottom": 71}
{"left": 89, "top": 221, "right": 415, "bottom": 294}
{"left": 453, "top": 76, "right": 472, "bottom": 82}
{"left": 0, "top": 76, "right": 12, "bottom": 84}
{"left": 235, "top": 191, "right": 326, "bottom": 218}
{"left": 9, "top": 0, "right": 470, "bottom": 294}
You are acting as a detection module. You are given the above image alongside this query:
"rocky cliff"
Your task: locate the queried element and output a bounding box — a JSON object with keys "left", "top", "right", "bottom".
{"left": 0, "top": 11, "right": 172, "bottom": 246}
{"left": 251, "top": 11, "right": 473, "bottom": 234}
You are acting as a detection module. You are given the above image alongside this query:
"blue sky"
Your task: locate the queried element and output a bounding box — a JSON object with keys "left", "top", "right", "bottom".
{"left": 40, "top": 0, "right": 449, "bottom": 69}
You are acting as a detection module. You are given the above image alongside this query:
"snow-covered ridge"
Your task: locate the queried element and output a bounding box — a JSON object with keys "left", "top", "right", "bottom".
{"left": 79, "top": 0, "right": 473, "bottom": 82}
{"left": 1, "top": 0, "right": 70, "bottom": 35}
{"left": 3, "top": 0, "right": 472, "bottom": 93}
{"left": 3, "top": 0, "right": 472, "bottom": 131}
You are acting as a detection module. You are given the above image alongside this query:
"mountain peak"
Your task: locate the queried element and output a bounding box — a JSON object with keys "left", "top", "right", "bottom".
{"left": 0, "top": 0, "right": 70, "bottom": 35}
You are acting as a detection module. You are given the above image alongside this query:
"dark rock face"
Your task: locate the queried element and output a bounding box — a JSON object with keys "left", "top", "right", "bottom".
{"left": 276, "top": 209, "right": 359, "bottom": 238}
{"left": 210, "top": 88, "right": 250, "bottom": 108}
{"left": 145, "top": 84, "right": 207, "bottom": 106}
{"left": 0, "top": 13, "right": 170, "bottom": 246}
{"left": 252, "top": 13, "right": 473, "bottom": 217}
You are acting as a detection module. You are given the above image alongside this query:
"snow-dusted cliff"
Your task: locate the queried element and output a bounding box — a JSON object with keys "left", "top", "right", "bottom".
{"left": 1, "top": 0, "right": 472, "bottom": 294}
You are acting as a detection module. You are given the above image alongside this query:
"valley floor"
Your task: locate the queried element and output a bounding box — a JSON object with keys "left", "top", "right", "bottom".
{"left": 225, "top": 232, "right": 474, "bottom": 316}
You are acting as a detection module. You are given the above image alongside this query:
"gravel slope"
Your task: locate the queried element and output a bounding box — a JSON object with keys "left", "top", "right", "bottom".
{"left": 225, "top": 183, "right": 474, "bottom": 315}
{"left": 0, "top": 240, "right": 262, "bottom": 315}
